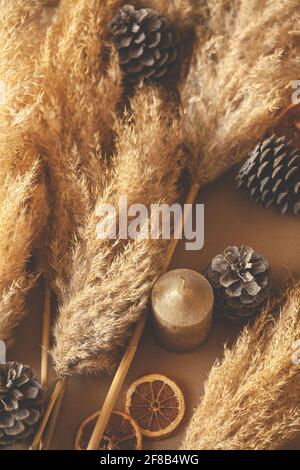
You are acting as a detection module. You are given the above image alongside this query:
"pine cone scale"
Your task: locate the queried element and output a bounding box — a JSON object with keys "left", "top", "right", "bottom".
{"left": 0, "top": 413, "right": 13, "bottom": 427}
{"left": 24, "top": 408, "right": 41, "bottom": 426}
{"left": 6, "top": 421, "right": 25, "bottom": 436}
{"left": 12, "top": 408, "right": 30, "bottom": 420}
{"left": 148, "top": 32, "right": 161, "bottom": 48}
{"left": 226, "top": 282, "right": 242, "bottom": 297}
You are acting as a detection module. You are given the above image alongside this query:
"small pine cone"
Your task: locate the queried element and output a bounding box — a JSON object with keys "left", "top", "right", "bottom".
{"left": 109, "top": 4, "right": 179, "bottom": 81}
{"left": 0, "top": 362, "right": 44, "bottom": 447}
{"left": 206, "top": 246, "right": 271, "bottom": 323}
{"left": 236, "top": 134, "right": 300, "bottom": 215}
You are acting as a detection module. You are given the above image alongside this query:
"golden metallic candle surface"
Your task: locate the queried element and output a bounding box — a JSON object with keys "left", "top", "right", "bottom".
{"left": 151, "top": 269, "right": 214, "bottom": 352}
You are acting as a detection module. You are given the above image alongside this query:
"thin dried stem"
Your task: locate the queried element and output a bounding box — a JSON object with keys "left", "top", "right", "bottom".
{"left": 41, "top": 282, "right": 51, "bottom": 389}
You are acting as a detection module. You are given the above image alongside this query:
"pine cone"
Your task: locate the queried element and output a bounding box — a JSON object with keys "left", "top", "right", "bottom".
{"left": 0, "top": 362, "right": 44, "bottom": 447}
{"left": 206, "top": 246, "right": 271, "bottom": 322}
{"left": 236, "top": 134, "right": 300, "bottom": 215}
{"left": 109, "top": 4, "right": 179, "bottom": 81}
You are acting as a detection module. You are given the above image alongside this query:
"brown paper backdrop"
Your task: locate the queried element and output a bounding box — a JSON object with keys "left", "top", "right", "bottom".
{"left": 7, "top": 169, "right": 300, "bottom": 450}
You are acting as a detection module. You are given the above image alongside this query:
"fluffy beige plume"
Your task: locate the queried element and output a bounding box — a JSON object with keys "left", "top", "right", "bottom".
{"left": 182, "top": 0, "right": 300, "bottom": 185}
{"left": 0, "top": 163, "right": 48, "bottom": 344}
{"left": 0, "top": 0, "right": 55, "bottom": 113}
{"left": 182, "top": 285, "right": 300, "bottom": 450}
{"left": 40, "top": 0, "right": 195, "bottom": 375}
{"left": 52, "top": 87, "right": 187, "bottom": 376}
{"left": 0, "top": 1, "right": 50, "bottom": 344}
{"left": 36, "top": 0, "right": 123, "bottom": 292}
{"left": 137, "top": 0, "right": 205, "bottom": 30}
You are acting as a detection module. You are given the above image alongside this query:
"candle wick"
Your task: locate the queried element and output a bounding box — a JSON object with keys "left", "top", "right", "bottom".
{"left": 0, "top": 340, "right": 6, "bottom": 364}
{"left": 178, "top": 276, "right": 186, "bottom": 289}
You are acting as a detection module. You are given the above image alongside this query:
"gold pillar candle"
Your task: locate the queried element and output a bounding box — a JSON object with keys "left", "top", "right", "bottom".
{"left": 151, "top": 269, "right": 214, "bottom": 352}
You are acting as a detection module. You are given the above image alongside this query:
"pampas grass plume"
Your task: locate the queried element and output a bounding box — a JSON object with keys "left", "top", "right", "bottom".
{"left": 182, "top": 0, "right": 300, "bottom": 185}
{"left": 182, "top": 285, "right": 300, "bottom": 450}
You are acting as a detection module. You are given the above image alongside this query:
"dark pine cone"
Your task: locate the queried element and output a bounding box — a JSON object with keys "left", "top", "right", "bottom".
{"left": 236, "top": 134, "right": 300, "bottom": 215}
{"left": 109, "top": 4, "right": 179, "bottom": 81}
{"left": 206, "top": 246, "right": 271, "bottom": 322}
{"left": 0, "top": 362, "right": 44, "bottom": 447}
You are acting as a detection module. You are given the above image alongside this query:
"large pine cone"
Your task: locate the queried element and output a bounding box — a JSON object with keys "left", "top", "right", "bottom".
{"left": 110, "top": 4, "right": 179, "bottom": 81}
{"left": 0, "top": 362, "right": 44, "bottom": 447}
{"left": 206, "top": 246, "right": 271, "bottom": 322}
{"left": 236, "top": 134, "right": 300, "bottom": 215}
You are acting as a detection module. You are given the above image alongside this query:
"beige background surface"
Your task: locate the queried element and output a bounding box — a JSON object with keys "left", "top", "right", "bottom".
{"left": 6, "top": 169, "right": 300, "bottom": 450}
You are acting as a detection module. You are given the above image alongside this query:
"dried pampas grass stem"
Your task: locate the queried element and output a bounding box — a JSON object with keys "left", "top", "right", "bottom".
{"left": 182, "top": 284, "right": 300, "bottom": 450}
{"left": 38, "top": 0, "right": 123, "bottom": 297}
{"left": 42, "top": 378, "right": 67, "bottom": 450}
{"left": 30, "top": 0, "right": 124, "bottom": 450}
{"left": 182, "top": 0, "right": 300, "bottom": 185}
{"left": 87, "top": 312, "right": 148, "bottom": 450}
{"left": 0, "top": 0, "right": 51, "bottom": 345}
{"left": 41, "top": 281, "right": 51, "bottom": 389}
{"left": 51, "top": 85, "right": 187, "bottom": 378}
{"left": 29, "top": 377, "right": 67, "bottom": 450}
{"left": 87, "top": 181, "right": 200, "bottom": 449}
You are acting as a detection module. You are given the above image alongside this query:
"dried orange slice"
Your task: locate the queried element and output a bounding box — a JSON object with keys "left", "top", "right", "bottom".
{"left": 75, "top": 410, "right": 142, "bottom": 450}
{"left": 125, "top": 373, "right": 185, "bottom": 440}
